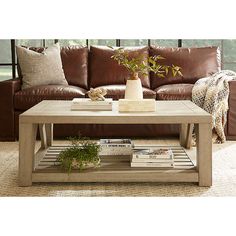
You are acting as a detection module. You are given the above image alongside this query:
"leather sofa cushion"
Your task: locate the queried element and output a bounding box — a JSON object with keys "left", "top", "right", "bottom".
{"left": 14, "top": 85, "right": 87, "bottom": 110}
{"left": 150, "top": 46, "right": 221, "bottom": 89}
{"left": 61, "top": 46, "right": 88, "bottom": 89}
{"left": 89, "top": 85, "right": 156, "bottom": 100}
{"left": 17, "top": 46, "right": 88, "bottom": 89}
{"left": 155, "top": 83, "right": 193, "bottom": 100}
{"left": 89, "top": 46, "right": 150, "bottom": 88}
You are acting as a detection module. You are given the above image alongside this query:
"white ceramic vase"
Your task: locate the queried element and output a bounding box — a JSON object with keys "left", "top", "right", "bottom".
{"left": 124, "top": 78, "right": 143, "bottom": 100}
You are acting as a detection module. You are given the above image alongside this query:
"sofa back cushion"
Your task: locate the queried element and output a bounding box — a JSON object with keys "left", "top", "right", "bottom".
{"left": 149, "top": 46, "right": 221, "bottom": 89}
{"left": 89, "top": 46, "right": 150, "bottom": 88}
{"left": 17, "top": 45, "right": 88, "bottom": 89}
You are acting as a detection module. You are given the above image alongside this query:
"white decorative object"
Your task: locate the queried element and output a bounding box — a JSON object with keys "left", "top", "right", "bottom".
{"left": 87, "top": 88, "right": 107, "bottom": 101}
{"left": 99, "top": 139, "right": 133, "bottom": 156}
{"left": 125, "top": 78, "right": 143, "bottom": 100}
{"left": 118, "top": 99, "right": 156, "bottom": 112}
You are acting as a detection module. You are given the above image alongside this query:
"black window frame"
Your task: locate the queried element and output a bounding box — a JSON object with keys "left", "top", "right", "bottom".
{"left": 0, "top": 39, "right": 234, "bottom": 80}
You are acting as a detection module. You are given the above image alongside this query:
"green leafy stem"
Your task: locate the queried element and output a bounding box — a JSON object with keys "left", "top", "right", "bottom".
{"left": 110, "top": 47, "right": 183, "bottom": 79}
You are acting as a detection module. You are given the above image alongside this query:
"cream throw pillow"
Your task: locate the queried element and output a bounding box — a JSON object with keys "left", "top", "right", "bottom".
{"left": 16, "top": 43, "right": 68, "bottom": 89}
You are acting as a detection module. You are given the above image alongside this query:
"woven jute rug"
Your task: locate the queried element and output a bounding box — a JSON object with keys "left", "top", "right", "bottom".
{"left": 1, "top": 139, "right": 236, "bottom": 197}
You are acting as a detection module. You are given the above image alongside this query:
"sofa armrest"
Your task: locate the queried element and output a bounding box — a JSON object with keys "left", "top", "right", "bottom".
{"left": 0, "top": 78, "right": 21, "bottom": 140}
{"left": 227, "top": 80, "right": 236, "bottom": 139}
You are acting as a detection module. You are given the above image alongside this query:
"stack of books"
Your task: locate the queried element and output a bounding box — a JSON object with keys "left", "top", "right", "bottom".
{"left": 99, "top": 139, "right": 133, "bottom": 156}
{"left": 131, "top": 148, "right": 174, "bottom": 168}
{"left": 71, "top": 98, "right": 113, "bottom": 111}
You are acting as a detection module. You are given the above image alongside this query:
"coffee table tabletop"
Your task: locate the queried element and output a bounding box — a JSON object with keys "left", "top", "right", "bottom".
{"left": 19, "top": 100, "right": 212, "bottom": 187}
{"left": 20, "top": 100, "right": 211, "bottom": 124}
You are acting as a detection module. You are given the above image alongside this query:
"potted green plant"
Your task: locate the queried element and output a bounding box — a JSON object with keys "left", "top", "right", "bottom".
{"left": 111, "top": 47, "right": 182, "bottom": 100}
{"left": 57, "top": 136, "right": 100, "bottom": 173}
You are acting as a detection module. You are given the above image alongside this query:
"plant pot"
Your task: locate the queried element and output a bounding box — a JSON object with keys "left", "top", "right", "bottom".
{"left": 71, "top": 158, "right": 100, "bottom": 170}
{"left": 125, "top": 78, "right": 143, "bottom": 100}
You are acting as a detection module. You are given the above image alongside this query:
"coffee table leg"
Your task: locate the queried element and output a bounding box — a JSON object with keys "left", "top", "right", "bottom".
{"left": 180, "top": 124, "right": 193, "bottom": 149}
{"left": 180, "top": 124, "right": 188, "bottom": 148}
{"left": 19, "top": 123, "right": 37, "bottom": 187}
{"left": 195, "top": 123, "right": 212, "bottom": 187}
{"left": 45, "top": 123, "right": 53, "bottom": 146}
{"left": 39, "top": 124, "right": 47, "bottom": 149}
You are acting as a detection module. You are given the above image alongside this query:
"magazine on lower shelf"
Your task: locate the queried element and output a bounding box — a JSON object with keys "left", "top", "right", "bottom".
{"left": 132, "top": 148, "right": 173, "bottom": 160}
{"left": 131, "top": 148, "right": 174, "bottom": 168}
{"left": 99, "top": 139, "right": 133, "bottom": 156}
{"left": 131, "top": 162, "right": 174, "bottom": 168}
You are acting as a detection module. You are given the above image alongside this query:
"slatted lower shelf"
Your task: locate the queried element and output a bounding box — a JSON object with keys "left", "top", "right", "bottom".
{"left": 32, "top": 145, "right": 198, "bottom": 183}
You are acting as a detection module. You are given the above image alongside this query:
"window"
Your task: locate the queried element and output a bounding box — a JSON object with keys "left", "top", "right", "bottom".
{"left": 0, "top": 40, "right": 12, "bottom": 82}
{"left": 223, "top": 63, "right": 236, "bottom": 71}
{"left": 45, "top": 40, "right": 55, "bottom": 46}
{"left": 182, "top": 39, "right": 221, "bottom": 48}
{"left": 0, "top": 40, "right": 11, "bottom": 63}
{"left": 16, "top": 39, "right": 43, "bottom": 47}
{"left": 150, "top": 39, "right": 178, "bottom": 47}
{"left": 88, "top": 39, "right": 116, "bottom": 46}
{"left": 1, "top": 39, "right": 236, "bottom": 82}
{"left": 120, "top": 39, "right": 148, "bottom": 46}
{"left": 0, "top": 66, "right": 12, "bottom": 81}
{"left": 58, "top": 39, "right": 86, "bottom": 46}
{"left": 222, "top": 40, "right": 236, "bottom": 70}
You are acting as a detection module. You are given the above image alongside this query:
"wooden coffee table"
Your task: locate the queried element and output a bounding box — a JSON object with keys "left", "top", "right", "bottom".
{"left": 19, "top": 100, "right": 212, "bottom": 187}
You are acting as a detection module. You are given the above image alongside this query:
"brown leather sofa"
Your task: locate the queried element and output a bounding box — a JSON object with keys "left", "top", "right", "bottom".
{"left": 1, "top": 45, "right": 236, "bottom": 141}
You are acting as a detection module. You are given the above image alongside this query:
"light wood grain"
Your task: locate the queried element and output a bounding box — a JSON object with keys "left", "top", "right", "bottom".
{"left": 32, "top": 144, "right": 196, "bottom": 184}
{"left": 20, "top": 100, "right": 212, "bottom": 124}
{"left": 34, "top": 145, "right": 195, "bottom": 171}
{"left": 45, "top": 123, "right": 53, "bottom": 146}
{"left": 19, "top": 123, "right": 37, "bottom": 186}
{"left": 186, "top": 124, "right": 194, "bottom": 149}
{"left": 32, "top": 171, "right": 198, "bottom": 183}
{"left": 180, "top": 124, "right": 188, "bottom": 147}
{"left": 18, "top": 100, "right": 212, "bottom": 186}
{"left": 39, "top": 124, "right": 47, "bottom": 149}
{"left": 180, "top": 124, "right": 194, "bottom": 149}
{"left": 196, "top": 123, "right": 212, "bottom": 186}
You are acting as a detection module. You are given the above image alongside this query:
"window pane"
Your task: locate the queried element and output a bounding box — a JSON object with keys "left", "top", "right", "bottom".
{"left": 45, "top": 39, "right": 55, "bottom": 46}
{"left": 16, "top": 39, "right": 43, "bottom": 47}
{"left": 59, "top": 39, "right": 86, "bottom": 46}
{"left": 120, "top": 39, "right": 148, "bottom": 46}
{"left": 223, "top": 40, "right": 236, "bottom": 63}
{"left": 88, "top": 39, "right": 116, "bottom": 46}
{"left": 0, "top": 40, "right": 11, "bottom": 63}
{"left": 182, "top": 39, "right": 221, "bottom": 48}
{"left": 0, "top": 66, "right": 12, "bottom": 81}
{"left": 223, "top": 63, "right": 236, "bottom": 71}
{"left": 150, "top": 39, "right": 178, "bottom": 47}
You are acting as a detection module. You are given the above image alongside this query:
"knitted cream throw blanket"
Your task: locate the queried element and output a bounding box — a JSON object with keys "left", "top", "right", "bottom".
{"left": 192, "top": 70, "right": 236, "bottom": 143}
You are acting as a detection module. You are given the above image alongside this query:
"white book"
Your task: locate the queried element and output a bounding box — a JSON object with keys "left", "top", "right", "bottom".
{"left": 133, "top": 148, "right": 172, "bottom": 159}
{"left": 131, "top": 156, "right": 174, "bottom": 163}
{"left": 72, "top": 98, "right": 113, "bottom": 106}
{"left": 131, "top": 162, "right": 174, "bottom": 168}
